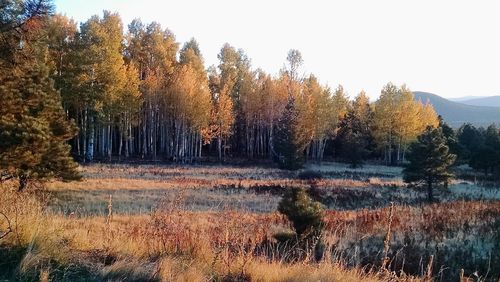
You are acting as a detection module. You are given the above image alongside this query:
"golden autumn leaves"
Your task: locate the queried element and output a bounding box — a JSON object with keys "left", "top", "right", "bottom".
{"left": 23, "top": 11, "right": 438, "bottom": 163}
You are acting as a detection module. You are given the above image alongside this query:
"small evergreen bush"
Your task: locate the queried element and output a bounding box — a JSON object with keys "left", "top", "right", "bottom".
{"left": 277, "top": 187, "right": 324, "bottom": 237}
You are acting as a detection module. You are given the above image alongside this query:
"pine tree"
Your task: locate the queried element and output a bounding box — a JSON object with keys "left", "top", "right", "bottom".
{"left": 336, "top": 91, "right": 375, "bottom": 166}
{"left": 403, "top": 126, "right": 456, "bottom": 202}
{"left": 457, "top": 123, "right": 483, "bottom": 162}
{"left": 337, "top": 110, "right": 369, "bottom": 168}
{"left": 484, "top": 124, "right": 500, "bottom": 150}
{"left": 469, "top": 124, "right": 500, "bottom": 176}
{"left": 278, "top": 187, "right": 323, "bottom": 237}
{"left": 470, "top": 147, "right": 498, "bottom": 176}
{"left": 274, "top": 97, "right": 305, "bottom": 170}
{"left": 0, "top": 67, "right": 80, "bottom": 190}
{"left": 438, "top": 115, "right": 459, "bottom": 160}
{"left": 0, "top": 0, "right": 79, "bottom": 190}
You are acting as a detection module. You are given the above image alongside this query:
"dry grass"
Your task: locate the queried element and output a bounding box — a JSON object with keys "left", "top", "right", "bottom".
{"left": 1, "top": 163, "right": 499, "bottom": 281}
{"left": 323, "top": 201, "right": 500, "bottom": 234}
{"left": 0, "top": 181, "right": 394, "bottom": 281}
{"left": 45, "top": 164, "right": 408, "bottom": 215}
{"left": 47, "top": 176, "right": 402, "bottom": 192}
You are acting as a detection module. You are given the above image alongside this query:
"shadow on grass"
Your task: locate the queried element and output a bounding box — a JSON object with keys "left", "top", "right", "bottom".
{"left": 0, "top": 245, "right": 162, "bottom": 282}
{"left": 0, "top": 246, "right": 98, "bottom": 282}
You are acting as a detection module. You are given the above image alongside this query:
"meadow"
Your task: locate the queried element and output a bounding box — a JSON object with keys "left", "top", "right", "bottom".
{"left": 1, "top": 162, "right": 499, "bottom": 281}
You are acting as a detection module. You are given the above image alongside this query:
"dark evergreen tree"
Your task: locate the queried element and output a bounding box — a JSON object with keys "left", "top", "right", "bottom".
{"left": 470, "top": 147, "right": 498, "bottom": 176}
{"left": 484, "top": 124, "right": 500, "bottom": 150}
{"left": 278, "top": 187, "right": 323, "bottom": 237}
{"left": 438, "top": 115, "right": 459, "bottom": 160}
{"left": 0, "top": 67, "right": 81, "bottom": 190}
{"left": 0, "top": 0, "right": 80, "bottom": 191}
{"left": 403, "top": 126, "right": 456, "bottom": 202}
{"left": 457, "top": 123, "right": 483, "bottom": 161}
{"left": 274, "top": 97, "right": 305, "bottom": 170}
{"left": 336, "top": 111, "right": 369, "bottom": 168}
{"left": 470, "top": 124, "right": 500, "bottom": 176}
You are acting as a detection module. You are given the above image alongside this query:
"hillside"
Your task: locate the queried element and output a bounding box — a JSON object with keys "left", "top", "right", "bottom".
{"left": 459, "top": 96, "right": 500, "bottom": 107}
{"left": 413, "top": 91, "right": 500, "bottom": 127}
{"left": 449, "top": 96, "right": 487, "bottom": 102}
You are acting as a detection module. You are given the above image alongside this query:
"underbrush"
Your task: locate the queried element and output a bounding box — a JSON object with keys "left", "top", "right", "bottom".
{"left": 2, "top": 164, "right": 499, "bottom": 281}
{"left": 0, "top": 183, "right": 382, "bottom": 281}
{"left": 324, "top": 201, "right": 500, "bottom": 280}
{"left": 2, "top": 187, "right": 498, "bottom": 281}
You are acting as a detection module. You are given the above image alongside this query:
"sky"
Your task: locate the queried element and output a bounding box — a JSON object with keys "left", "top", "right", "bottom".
{"left": 54, "top": 0, "right": 500, "bottom": 100}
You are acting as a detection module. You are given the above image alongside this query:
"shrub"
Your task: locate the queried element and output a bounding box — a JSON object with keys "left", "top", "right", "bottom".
{"left": 278, "top": 187, "right": 324, "bottom": 238}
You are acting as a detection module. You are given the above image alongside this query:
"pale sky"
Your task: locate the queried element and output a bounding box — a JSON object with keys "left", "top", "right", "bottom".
{"left": 54, "top": 0, "right": 500, "bottom": 100}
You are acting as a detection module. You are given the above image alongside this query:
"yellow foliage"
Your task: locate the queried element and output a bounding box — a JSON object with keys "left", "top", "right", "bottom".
{"left": 373, "top": 83, "right": 439, "bottom": 162}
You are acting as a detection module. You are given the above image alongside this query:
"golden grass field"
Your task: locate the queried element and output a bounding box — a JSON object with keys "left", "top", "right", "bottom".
{"left": 1, "top": 162, "right": 499, "bottom": 281}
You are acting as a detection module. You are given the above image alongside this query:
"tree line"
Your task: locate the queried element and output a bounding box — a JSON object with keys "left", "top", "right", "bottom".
{"left": 2, "top": 0, "right": 499, "bottom": 192}
{"left": 0, "top": 0, "right": 456, "bottom": 189}
{"left": 32, "top": 11, "right": 440, "bottom": 165}
{"left": 402, "top": 119, "right": 500, "bottom": 204}
{"left": 452, "top": 123, "right": 500, "bottom": 177}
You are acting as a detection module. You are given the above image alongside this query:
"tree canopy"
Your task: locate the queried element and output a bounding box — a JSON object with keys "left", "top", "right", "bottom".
{"left": 1, "top": 3, "right": 447, "bottom": 172}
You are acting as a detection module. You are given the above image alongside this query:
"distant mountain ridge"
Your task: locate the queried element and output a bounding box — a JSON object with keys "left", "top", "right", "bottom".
{"left": 413, "top": 91, "right": 500, "bottom": 127}
{"left": 458, "top": 96, "right": 500, "bottom": 107}
{"left": 449, "top": 96, "right": 488, "bottom": 102}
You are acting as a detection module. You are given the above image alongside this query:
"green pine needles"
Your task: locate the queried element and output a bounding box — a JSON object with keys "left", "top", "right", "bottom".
{"left": 0, "top": 67, "right": 80, "bottom": 191}
{"left": 403, "top": 126, "right": 456, "bottom": 202}
{"left": 274, "top": 98, "right": 306, "bottom": 170}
